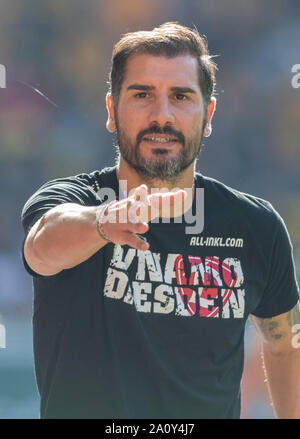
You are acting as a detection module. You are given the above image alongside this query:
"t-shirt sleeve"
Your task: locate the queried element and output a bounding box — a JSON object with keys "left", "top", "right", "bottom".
{"left": 21, "top": 177, "right": 99, "bottom": 278}
{"left": 252, "top": 209, "right": 300, "bottom": 318}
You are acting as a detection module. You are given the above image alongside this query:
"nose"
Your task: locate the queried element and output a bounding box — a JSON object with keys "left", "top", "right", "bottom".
{"left": 148, "top": 95, "right": 175, "bottom": 127}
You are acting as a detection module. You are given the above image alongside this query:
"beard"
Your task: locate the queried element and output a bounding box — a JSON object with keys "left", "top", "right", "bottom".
{"left": 115, "top": 118, "right": 206, "bottom": 182}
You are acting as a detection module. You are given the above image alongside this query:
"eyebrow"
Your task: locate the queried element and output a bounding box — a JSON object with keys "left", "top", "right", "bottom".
{"left": 126, "top": 84, "right": 197, "bottom": 94}
{"left": 170, "top": 86, "right": 197, "bottom": 94}
{"left": 127, "top": 84, "right": 154, "bottom": 91}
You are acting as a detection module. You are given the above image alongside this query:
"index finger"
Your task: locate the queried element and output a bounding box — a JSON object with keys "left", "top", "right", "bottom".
{"left": 149, "top": 189, "right": 187, "bottom": 207}
{"left": 148, "top": 189, "right": 187, "bottom": 220}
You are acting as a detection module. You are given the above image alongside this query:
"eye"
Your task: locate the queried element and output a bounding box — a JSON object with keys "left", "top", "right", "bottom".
{"left": 135, "top": 92, "right": 148, "bottom": 99}
{"left": 175, "top": 93, "right": 188, "bottom": 101}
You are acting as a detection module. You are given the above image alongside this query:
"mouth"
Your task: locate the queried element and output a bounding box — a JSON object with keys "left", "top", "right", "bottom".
{"left": 142, "top": 135, "right": 180, "bottom": 145}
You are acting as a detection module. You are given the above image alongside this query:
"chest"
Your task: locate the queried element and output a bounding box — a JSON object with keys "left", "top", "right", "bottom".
{"left": 102, "top": 231, "right": 268, "bottom": 321}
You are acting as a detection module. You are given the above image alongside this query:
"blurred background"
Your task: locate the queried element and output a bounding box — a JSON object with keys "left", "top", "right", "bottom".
{"left": 0, "top": 0, "right": 299, "bottom": 419}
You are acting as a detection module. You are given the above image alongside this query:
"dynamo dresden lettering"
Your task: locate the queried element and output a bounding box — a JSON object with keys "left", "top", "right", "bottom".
{"left": 103, "top": 246, "right": 245, "bottom": 319}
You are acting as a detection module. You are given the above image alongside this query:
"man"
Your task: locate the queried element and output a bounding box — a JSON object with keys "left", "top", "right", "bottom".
{"left": 22, "top": 22, "right": 300, "bottom": 419}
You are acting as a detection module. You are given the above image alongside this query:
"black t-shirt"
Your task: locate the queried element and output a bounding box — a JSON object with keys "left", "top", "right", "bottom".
{"left": 21, "top": 166, "right": 299, "bottom": 419}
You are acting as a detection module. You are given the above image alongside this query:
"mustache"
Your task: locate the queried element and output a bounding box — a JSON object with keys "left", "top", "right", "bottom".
{"left": 136, "top": 125, "right": 185, "bottom": 145}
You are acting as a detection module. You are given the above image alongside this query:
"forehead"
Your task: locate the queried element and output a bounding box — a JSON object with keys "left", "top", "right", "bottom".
{"left": 121, "top": 53, "right": 200, "bottom": 91}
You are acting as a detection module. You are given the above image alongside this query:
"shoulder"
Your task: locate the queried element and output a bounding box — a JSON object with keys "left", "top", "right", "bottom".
{"left": 74, "top": 165, "right": 118, "bottom": 195}
{"left": 197, "top": 172, "right": 280, "bottom": 224}
{"left": 24, "top": 166, "right": 117, "bottom": 205}
{"left": 21, "top": 166, "right": 118, "bottom": 232}
{"left": 34, "top": 165, "right": 116, "bottom": 194}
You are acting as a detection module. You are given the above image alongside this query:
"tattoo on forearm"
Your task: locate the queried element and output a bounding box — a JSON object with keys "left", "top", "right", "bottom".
{"left": 252, "top": 301, "right": 300, "bottom": 347}
{"left": 254, "top": 317, "right": 285, "bottom": 343}
{"left": 266, "top": 319, "right": 285, "bottom": 341}
{"left": 268, "top": 320, "right": 285, "bottom": 340}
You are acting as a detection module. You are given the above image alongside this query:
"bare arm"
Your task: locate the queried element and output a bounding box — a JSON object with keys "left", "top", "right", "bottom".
{"left": 250, "top": 301, "right": 300, "bottom": 418}
{"left": 24, "top": 203, "right": 112, "bottom": 276}
{"left": 24, "top": 185, "right": 186, "bottom": 276}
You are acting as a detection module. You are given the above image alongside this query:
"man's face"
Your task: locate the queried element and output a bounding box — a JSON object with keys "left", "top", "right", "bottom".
{"left": 107, "top": 54, "right": 214, "bottom": 181}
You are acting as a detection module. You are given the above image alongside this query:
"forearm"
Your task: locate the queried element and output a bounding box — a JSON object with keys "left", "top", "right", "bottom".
{"left": 24, "top": 203, "right": 107, "bottom": 275}
{"left": 262, "top": 345, "right": 300, "bottom": 418}
{"left": 23, "top": 186, "right": 185, "bottom": 276}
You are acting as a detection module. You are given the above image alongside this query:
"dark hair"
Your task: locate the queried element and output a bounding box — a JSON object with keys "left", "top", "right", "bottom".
{"left": 109, "top": 22, "right": 217, "bottom": 112}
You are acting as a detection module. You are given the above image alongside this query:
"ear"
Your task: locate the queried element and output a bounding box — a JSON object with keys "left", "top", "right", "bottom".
{"left": 106, "top": 93, "right": 116, "bottom": 133}
{"left": 203, "top": 97, "right": 216, "bottom": 137}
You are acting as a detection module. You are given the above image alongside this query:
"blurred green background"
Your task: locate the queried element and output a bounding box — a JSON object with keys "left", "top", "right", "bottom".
{"left": 0, "top": 0, "right": 299, "bottom": 419}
